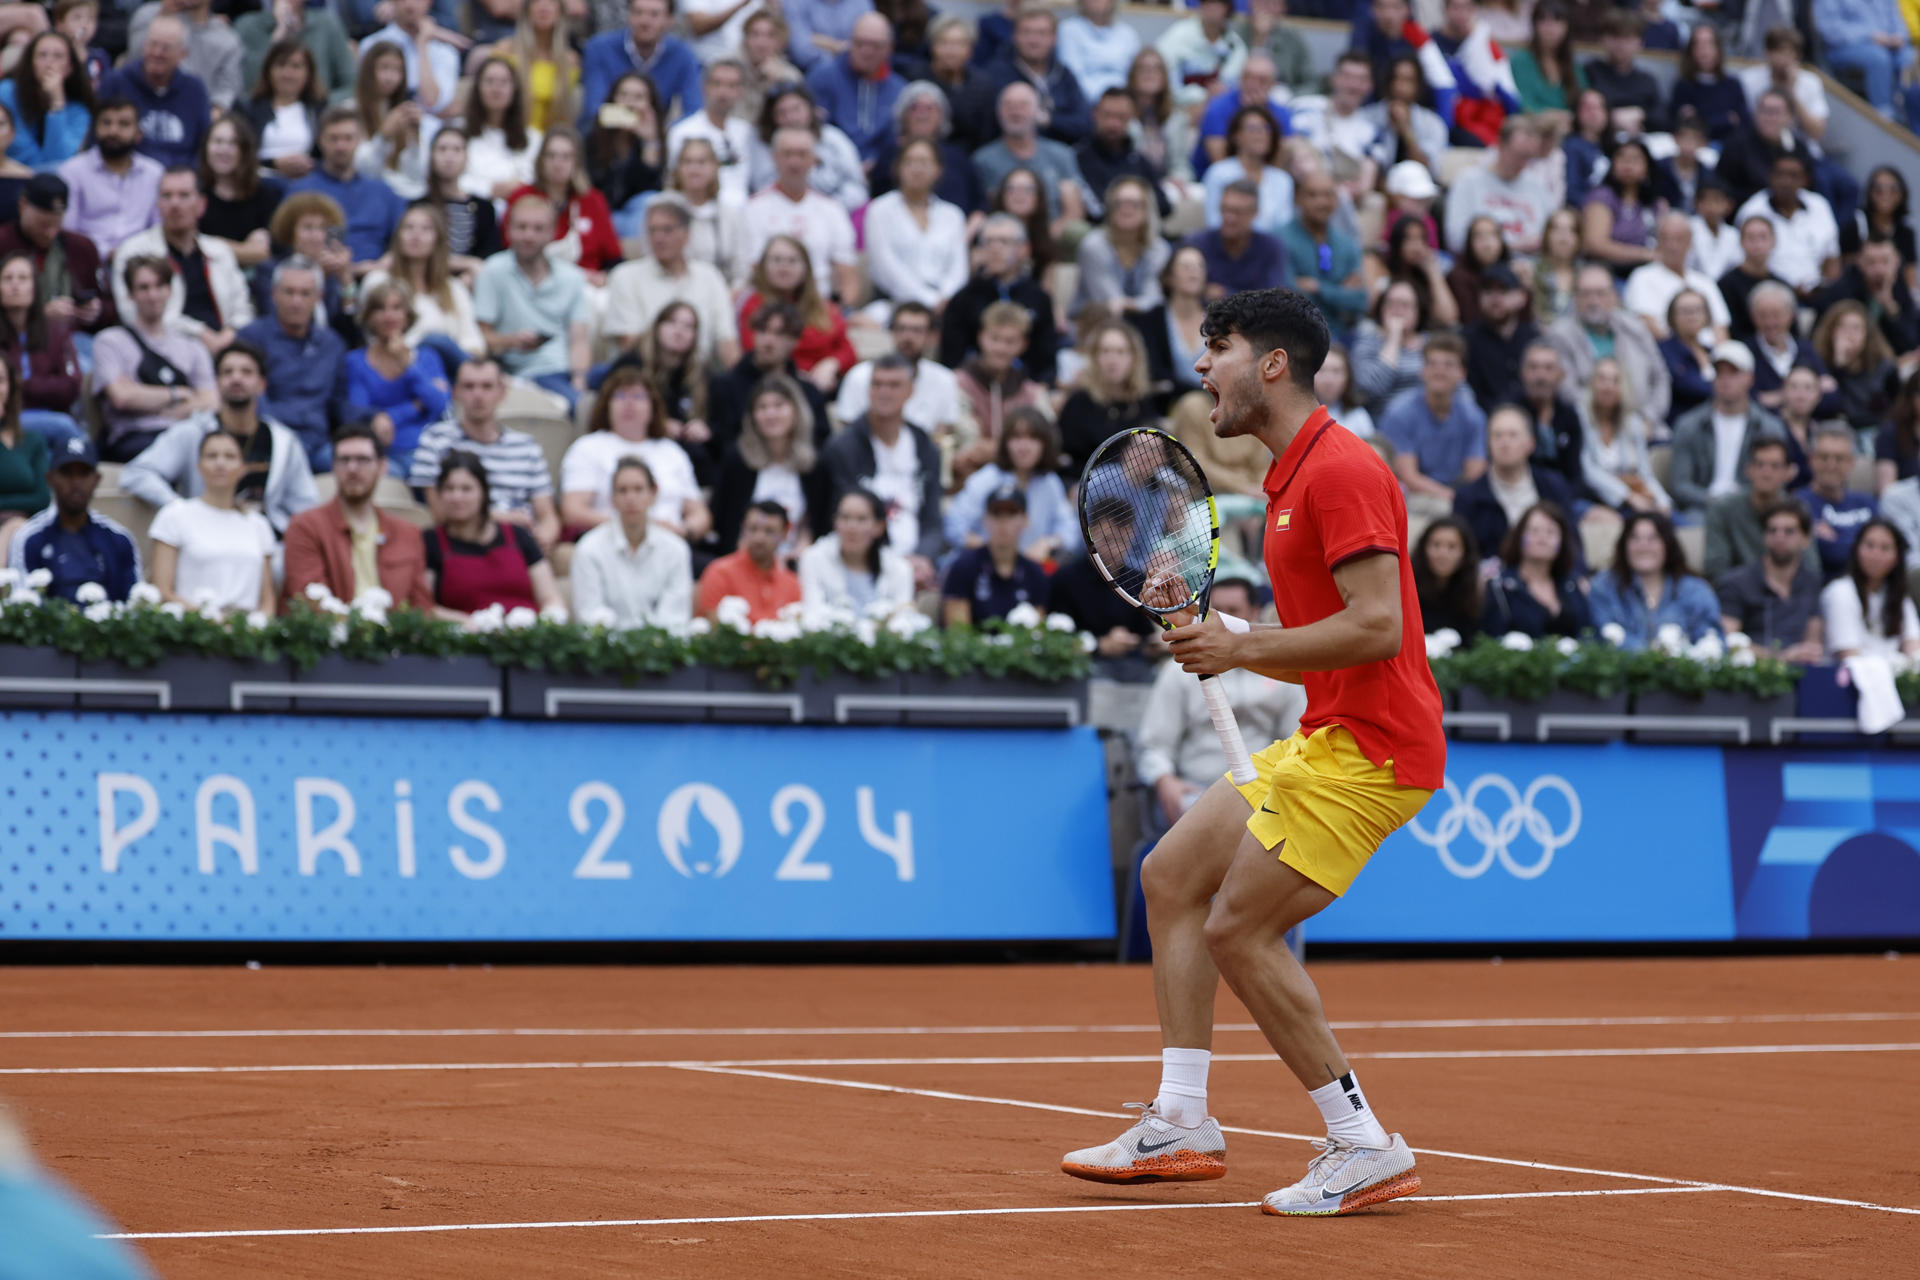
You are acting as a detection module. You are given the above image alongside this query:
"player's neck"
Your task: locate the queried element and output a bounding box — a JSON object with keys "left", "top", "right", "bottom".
{"left": 1251, "top": 395, "right": 1320, "bottom": 460}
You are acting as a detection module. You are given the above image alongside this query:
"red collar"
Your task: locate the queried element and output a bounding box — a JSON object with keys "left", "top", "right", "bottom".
{"left": 1263, "top": 405, "right": 1334, "bottom": 499}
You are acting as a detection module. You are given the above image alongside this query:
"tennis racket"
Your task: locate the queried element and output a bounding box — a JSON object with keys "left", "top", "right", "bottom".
{"left": 1077, "top": 426, "right": 1257, "bottom": 785}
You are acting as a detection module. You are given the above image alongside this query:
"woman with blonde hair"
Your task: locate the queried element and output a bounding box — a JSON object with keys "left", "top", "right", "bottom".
{"left": 364, "top": 203, "right": 485, "bottom": 362}
{"left": 1058, "top": 318, "right": 1153, "bottom": 477}
{"left": 1073, "top": 175, "right": 1168, "bottom": 320}
{"left": 711, "top": 373, "right": 831, "bottom": 558}
{"left": 669, "top": 136, "right": 747, "bottom": 285}
{"left": 490, "top": 0, "right": 578, "bottom": 132}
{"left": 1124, "top": 47, "right": 1194, "bottom": 186}
{"left": 1580, "top": 355, "right": 1670, "bottom": 517}
{"left": 738, "top": 235, "right": 855, "bottom": 393}
{"left": 508, "top": 124, "right": 622, "bottom": 280}
{"left": 238, "top": 38, "right": 321, "bottom": 181}
{"left": 740, "top": 9, "right": 802, "bottom": 123}
{"left": 355, "top": 41, "right": 439, "bottom": 199}
{"left": 1812, "top": 299, "right": 1899, "bottom": 433}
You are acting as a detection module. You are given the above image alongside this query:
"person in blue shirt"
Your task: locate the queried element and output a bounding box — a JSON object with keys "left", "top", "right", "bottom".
{"left": 939, "top": 482, "right": 1051, "bottom": 627}
{"left": 238, "top": 260, "right": 351, "bottom": 469}
{"left": 1278, "top": 169, "right": 1364, "bottom": 340}
{"left": 346, "top": 280, "right": 451, "bottom": 479}
{"left": 0, "top": 1109, "right": 156, "bottom": 1280}
{"left": 1816, "top": 0, "right": 1914, "bottom": 117}
{"left": 97, "top": 16, "right": 208, "bottom": 170}
{"left": 1192, "top": 52, "right": 1287, "bottom": 180}
{"left": 789, "top": 0, "right": 879, "bottom": 72}
{"left": 0, "top": 31, "right": 94, "bottom": 172}
{"left": 1794, "top": 421, "right": 1879, "bottom": 581}
{"left": 7, "top": 433, "right": 142, "bottom": 602}
{"left": 579, "top": 0, "right": 703, "bottom": 129}
{"left": 1588, "top": 510, "right": 1723, "bottom": 648}
{"left": 1183, "top": 180, "right": 1286, "bottom": 297}
{"left": 288, "top": 106, "right": 405, "bottom": 269}
{"left": 806, "top": 12, "right": 906, "bottom": 166}
{"left": 1378, "top": 333, "right": 1487, "bottom": 516}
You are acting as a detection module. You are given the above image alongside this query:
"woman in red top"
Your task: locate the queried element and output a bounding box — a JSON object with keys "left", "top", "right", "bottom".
{"left": 424, "top": 450, "right": 564, "bottom": 620}
{"left": 737, "top": 235, "right": 856, "bottom": 395}
{"left": 0, "top": 252, "right": 80, "bottom": 437}
{"left": 507, "top": 125, "right": 622, "bottom": 283}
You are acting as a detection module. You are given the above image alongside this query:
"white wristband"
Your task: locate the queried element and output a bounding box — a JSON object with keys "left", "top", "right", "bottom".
{"left": 1218, "top": 611, "right": 1250, "bottom": 635}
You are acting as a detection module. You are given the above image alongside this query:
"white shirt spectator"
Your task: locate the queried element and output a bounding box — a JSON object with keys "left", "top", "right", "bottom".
{"left": 1056, "top": 14, "right": 1142, "bottom": 100}
{"left": 361, "top": 269, "right": 486, "bottom": 357}
{"left": 861, "top": 192, "right": 970, "bottom": 309}
{"left": 363, "top": 25, "right": 463, "bottom": 114}
{"left": 1710, "top": 409, "right": 1749, "bottom": 498}
{"left": 1738, "top": 65, "right": 1829, "bottom": 133}
{"left": 667, "top": 111, "right": 755, "bottom": 205}
{"left": 559, "top": 432, "right": 700, "bottom": 528}
{"left": 834, "top": 357, "right": 962, "bottom": 433}
{"left": 1821, "top": 578, "right": 1920, "bottom": 658}
{"left": 1735, "top": 189, "right": 1839, "bottom": 291}
{"left": 1623, "top": 260, "right": 1731, "bottom": 333}
{"left": 356, "top": 116, "right": 442, "bottom": 202}
{"left": 570, "top": 520, "right": 694, "bottom": 627}
{"left": 148, "top": 498, "right": 274, "bottom": 613}
{"left": 743, "top": 185, "right": 859, "bottom": 295}
{"left": 867, "top": 427, "right": 924, "bottom": 555}
{"left": 685, "top": 193, "right": 751, "bottom": 287}
{"left": 682, "top": 0, "right": 767, "bottom": 62}
{"left": 258, "top": 104, "right": 314, "bottom": 162}
{"left": 1135, "top": 661, "right": 1303, "bottom": 798}
{"left": 798, "top": 533, "right": 915, "bottom": 620}
{"left": 1688, "top": 216, "right": 1742, "bottom": 279}
{"left": 461, "top": 126, "right": 543, "bottom": 202}
{"left": 1444, "top": 160, "right": 1556, "bottom": 254}
{"left": 601, "top": 256, "right": 739, "bottom": 363}
{"left": 1285, "top": 95, "right": 1377, "bottom": 173}
{"left": 110, "top": 229, "right": 254, "bottom": 340}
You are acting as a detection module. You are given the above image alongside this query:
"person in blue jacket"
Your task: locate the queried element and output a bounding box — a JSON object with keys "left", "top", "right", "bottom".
{"left": 805, "top": 13, "right": 906, "bottom": 165}
{"left": 97, "top": 16, "right": 208, "bottom": 170}
{"left": 982, "top": 5, "right": 1093, "bottom": 146}
{"left": 6, "top": 434, "right": 142, "bottom": 602}
{"left": 0, "top": 32, "right": 93, "bottom": 172}
{"left": 1589, "top": 510, "right": 1724, "bottom": 648}
{"left": 579, "top": 0, "right": 703, "bottom": 129}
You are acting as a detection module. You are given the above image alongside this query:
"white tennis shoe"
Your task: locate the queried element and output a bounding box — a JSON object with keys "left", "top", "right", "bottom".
{"left": 1260, "top": 1134, "right": 1421, "bottom": 1216}
{"left": 1060, "top": 1102, "right": 1227, "bottom": 1184}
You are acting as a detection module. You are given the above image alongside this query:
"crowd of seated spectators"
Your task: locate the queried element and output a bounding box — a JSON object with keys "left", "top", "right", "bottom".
{"left": 2, "top": 0, "right": 1918, "bottom": 679}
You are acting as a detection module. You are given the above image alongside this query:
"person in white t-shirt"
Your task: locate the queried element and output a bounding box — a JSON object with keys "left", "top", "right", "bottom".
{"left": 1734, "top": 152, "right": 1839, "bottom": 294}
{"left": 1624, "top": 211, "right": 1731, "bottom": 341}
{"left": 559, "top": 364, "right": 712, "bottom": 542}
{"left": 1823, "top": 518, "right": 1920, "bottom": 660}
{"left": 832, "top": 302, "right": 961, "bottom": 434}
{"left": 682, "top": 0, "right": 767, "bottom": 63}
{"left": 742, "top": 127, "right": 861, "bottom": 301}
{"left": 665, "top": 58, "right": 755, "bottom": 205}
{"left": 1738, "top": 28, "right": 1829, "bottom": 147}
{"left": 148, "top": 429, "right": 278, "bottom": 617}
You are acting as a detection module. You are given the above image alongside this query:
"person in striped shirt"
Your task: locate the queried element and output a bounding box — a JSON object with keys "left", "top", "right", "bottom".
{"left": 405, "top": 355, "right": 559, "bottom": 550}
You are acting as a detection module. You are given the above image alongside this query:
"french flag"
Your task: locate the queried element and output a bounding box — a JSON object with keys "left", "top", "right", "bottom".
{"left": 1403, "top": 21, "right": 1459, "bottom": 128}
{"left": 1448, "top": 24, "right": 1522, "bottom": 146}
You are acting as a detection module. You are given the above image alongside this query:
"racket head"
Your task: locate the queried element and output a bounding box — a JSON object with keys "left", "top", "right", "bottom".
{"left": 1075, "top": 426, "right": 1222, "bottom": 620}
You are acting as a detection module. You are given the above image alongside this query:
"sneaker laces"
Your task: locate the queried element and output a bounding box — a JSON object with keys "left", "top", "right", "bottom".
{"left": 1304, "top": 1136, "right": 1355, "bottom": 1180}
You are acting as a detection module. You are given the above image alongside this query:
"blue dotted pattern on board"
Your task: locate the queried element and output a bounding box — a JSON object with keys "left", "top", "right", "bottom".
{"left": 0, "top": 712, "right": 1115, "bottom": 941}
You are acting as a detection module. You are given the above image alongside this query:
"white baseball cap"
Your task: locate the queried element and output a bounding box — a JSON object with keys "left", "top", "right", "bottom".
{"left": 1384, "top": 160, "right": 1439, "bottom": 201}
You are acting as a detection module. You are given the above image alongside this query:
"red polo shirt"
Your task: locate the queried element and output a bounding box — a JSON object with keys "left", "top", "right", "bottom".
{"left": 1261, "top": 406, "right": 1446, "bottom": 789}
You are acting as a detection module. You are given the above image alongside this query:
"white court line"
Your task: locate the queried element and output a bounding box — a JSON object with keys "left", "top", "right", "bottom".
{"left": 12, "top": 1012, "right": 1920, "bottom": 1040}
{"left": 102, "top": 1187, "right": 1722, "bottom": 1242}
{"left": 9, "top": 1041, "right": 1920, "bottom": 1076}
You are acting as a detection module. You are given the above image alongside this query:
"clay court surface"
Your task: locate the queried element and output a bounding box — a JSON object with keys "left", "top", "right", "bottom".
{"left": 2, "top": 955, "right": 1916, "bottom": 1277}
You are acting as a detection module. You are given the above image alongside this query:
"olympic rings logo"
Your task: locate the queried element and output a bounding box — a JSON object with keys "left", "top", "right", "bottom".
{"left": 1405, "top": 775, "right": 1583, "bottom": 880}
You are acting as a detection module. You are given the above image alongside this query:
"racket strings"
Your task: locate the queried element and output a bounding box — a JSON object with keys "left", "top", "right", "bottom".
{"left": 1080, "top": 433, "right": 1216, "bottom": 614}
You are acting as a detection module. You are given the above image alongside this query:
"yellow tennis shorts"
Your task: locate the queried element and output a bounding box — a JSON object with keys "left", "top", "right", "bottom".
{"left": 1228, "top": 726, "right": 1435, "bottom": 897}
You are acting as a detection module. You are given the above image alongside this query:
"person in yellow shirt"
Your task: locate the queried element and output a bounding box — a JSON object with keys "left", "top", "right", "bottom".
{"left": 488, "top": 0, "right": 579, "bottom": 132}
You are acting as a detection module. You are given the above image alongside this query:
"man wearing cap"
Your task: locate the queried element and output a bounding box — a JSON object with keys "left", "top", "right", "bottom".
{"left": 940, "top": 483, "right": 1050, "bottom": 627}
{"left": 0, "top": 175, "right": 109, "bottom": 336}
{"left": 56, "top": 96, "right": 163, "bottom": 259}
{"left": 1667, "top": 340, "right": 1786, "bottom": 516}
{"left": 110, "top": 167, "right": 252, "bottom": 355}
{"left": 6, "top": 435, "right": 143, "bottom": 603}
{"left": 1462, "top": 262, "right": 1539, "bottom": 410}
{"left": 1625, "top": 211, "right": 1732, "bottom": 341}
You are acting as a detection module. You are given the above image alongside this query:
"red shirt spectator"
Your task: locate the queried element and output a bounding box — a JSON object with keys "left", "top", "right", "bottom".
{"left": 696, "top": 501, "right": 804, "bottom": 622}
{"left": 506, "top": 126, "right": 623, "bottom": 277}
{"left": 736, "top": 233, "right": 857, "bottom": 385}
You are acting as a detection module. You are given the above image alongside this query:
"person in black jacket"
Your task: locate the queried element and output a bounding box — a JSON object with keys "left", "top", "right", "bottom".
{"left": 1481, "top": 500, "right": 1591, "bottom": 638}
{"left": 708, "top": 301, "right": 830, "bottom": 458}
{"left": 1453, "top": 404, "right": 1577, "bottom": 564}
{"left": 938, "top": 212, "right": 1058, "bottom": 386}
{"left": 820, "top": 354, "right": 945, "bottom": 588}
{"left": 1412, "top": 515, "right": 1483, "bottom": 641}
{"left": 238, "top": 38, "right": 324, "bottom": 183}
{"left": 708, "top": 372, "right": 834, "bottom": 556}
{"left": 1462, "top": 263, "right": 1539, "bottom": 410}
{"left": 1074, "top": 88, "right": 1170, "bottom": 222}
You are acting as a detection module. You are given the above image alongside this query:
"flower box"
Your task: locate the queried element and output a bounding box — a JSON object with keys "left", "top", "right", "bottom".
{"left": 1455, "top": 686, "right": 1629, "bottom": 743}
{"left": 1628, "top": 689, "right": 1795, "bottom": 746}
{"left": 77, "top": 656, "right": 292, "bottom": 712}
{"left": 704, "top": 667, "right": 906, "bottom": 725}
{"left": 0, "top": 645, "right": 77, "bottom": 708}
{"left": 503, "top": 665, "right": 706, "bottom": 721}
{"left": 290, "top": 654, "right": 501, "bottom": 717}
{"left": 898, "top": 673, "right": 1088, "bottom": 727}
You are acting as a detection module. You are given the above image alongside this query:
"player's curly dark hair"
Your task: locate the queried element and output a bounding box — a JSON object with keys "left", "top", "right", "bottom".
{"left": 1198, "top": 288, "right": 1329, "bottom": 391}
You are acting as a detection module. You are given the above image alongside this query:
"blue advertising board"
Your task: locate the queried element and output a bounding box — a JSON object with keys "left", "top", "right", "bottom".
{"left": 0, "top": 713, "right": 1116, "bottom": 942}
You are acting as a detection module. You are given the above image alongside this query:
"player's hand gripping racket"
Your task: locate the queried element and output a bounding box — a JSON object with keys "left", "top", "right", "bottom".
{"left": 1077, "top": 426, "right": 1257, "bottom": 784}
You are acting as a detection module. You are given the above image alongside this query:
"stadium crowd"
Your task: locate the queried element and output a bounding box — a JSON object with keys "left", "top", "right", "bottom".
{"left": 1, "top": 0, "right": 1919, "bottom": 675}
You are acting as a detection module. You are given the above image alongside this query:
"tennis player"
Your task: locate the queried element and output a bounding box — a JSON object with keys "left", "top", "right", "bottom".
{"left": 1061, "top": 288, "right": 1446, "bottom": 1216}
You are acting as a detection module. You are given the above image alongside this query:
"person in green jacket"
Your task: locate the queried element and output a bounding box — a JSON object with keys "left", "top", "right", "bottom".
{"left": 0, "top": 373, "right": 51, "bottom": 567}
{"left": 234, "top": 0, "right": 356, "bottom": 105}
{"left": 1505, "top": 0, "right": 1587, "bottom": 116}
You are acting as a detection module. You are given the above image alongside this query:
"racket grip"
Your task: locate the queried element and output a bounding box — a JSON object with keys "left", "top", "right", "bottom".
{"left": 1201, "top": 673, "right": 1258, "bottom": 785}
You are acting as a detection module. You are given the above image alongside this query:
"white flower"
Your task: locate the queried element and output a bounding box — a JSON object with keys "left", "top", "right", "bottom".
{"left": 1654, "top": 622, "right": 1687, "bottom": 655}
{"left": 504, "top": 606, "right": 538, "bottom": 629}
{"left": 1424, "top": 631, "right": 1456, "bottom": 659}
{"left": 752, "top": 618, "right": 802, "bottom": 642}
{"left": 1005, "top": 602, "right": 1044, "bottom": 630}
{"left": 351, "top": 587, "right": 394, "bottom": 613}
{"left": 303, "top": 582, "right": 331, "bottom": 602}
{"left": 1433, "top": 627, "right": 1461, "bottom": 650}
{"left": 329, "top": 620, "right": 348, "bottom": 646}
{"left": 581, "top": 606, "right": 617, "bottom": 628}
{"left": 1080, "top": 631, "right": 1098, "bottom": 653}
{"left": 777, "top": 601, "right": 805, "bottom": 621}
{"left": 715, "top": 595, "right": 752, "bottom": 631}
{"left": 1729, "top": 647, "right": 1757, "bottom": 668}
{"left": 320, "top": 596, "right": 351, "bottom": 617}
{"left": 1599, "top": 622, "right": 1628, "bottom": 647}
{"left": 160, "top": 601, "right": 186, "bottom": 620}
{"left": 466, "top": 603, "right": 506, "bottom": 634}
{"left": 987, "top": 632, "right": 1014, "bottom": 646}
{"left": 801, "top": 604, "right": 856, "bottom": 633}
{"left": 1045, "top": 611, "right": 1077, "bottom": 632}
{"left": 8, "top": 589, "right": 41, "bottom": 608}
{"left": 244, "top": 611, "right": 269, "bottom": 630}
{"left": 74, "top": 582, "right": 107, "bottom": 605}
{"left": 1690, "top": 633, "right": 1726, "bottom": 662}
{"left": 1554, "top": 636, "right": 1580, "bottom": 657}
{"left": 539, "top": 603, "right": 570, "bottom": 625}
{"left": 0, "top": 567, "right": 17, "bottom": 590}
{"left": 886, "top": 610, "right": 932, "bottom": 639}
{"left": 83, "top": 601, "right": 113, "bottom": 623}
{"left": 129, "top": 582, "right": 162, "bottom": 606}
{"left": 854, "top": 618, "right": 878, "bottom": 646}
{"left": 688, "top": 616, "right": 711, "bottom": 636}
{"left": 863, "top": 599, "right": 897, "bottom": 620}
{"left": 1725, "top": 631, "right": 1752, "bottom": 651}
{"left": 1499, "top": 631, "right": 1534, "bottom": 652}
{"left": 24, "top": 568, "right": 51, "bottom": 591}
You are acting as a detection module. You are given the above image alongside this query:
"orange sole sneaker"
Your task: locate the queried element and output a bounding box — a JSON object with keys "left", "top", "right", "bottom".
{"left": 1262, "top": 1169, "right": 1422, "bottom": 1216}
{"left": 1061, "top": 1150, "right": 1228, "bottom": 1184}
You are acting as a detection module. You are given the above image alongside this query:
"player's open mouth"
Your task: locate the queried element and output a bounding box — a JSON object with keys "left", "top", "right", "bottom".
{"left": 1202, "top": 380, "right": 1220, "bottom": 423}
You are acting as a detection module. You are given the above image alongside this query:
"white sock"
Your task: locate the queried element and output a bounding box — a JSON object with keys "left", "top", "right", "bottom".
{"left": 1308, "top": 1069, "right": 1391, "bottom": 1149}
{"left": 1155, "top": 1047, "right": 1211, "bottom": 1128}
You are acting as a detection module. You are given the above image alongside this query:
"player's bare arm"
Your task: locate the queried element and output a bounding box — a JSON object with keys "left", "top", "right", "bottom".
{"left": 1165, "top": 552, "right": 1402, "bottom": 680}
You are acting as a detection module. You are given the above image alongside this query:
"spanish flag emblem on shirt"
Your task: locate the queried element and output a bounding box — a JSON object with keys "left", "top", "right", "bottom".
{"left": 1274, "top": 509, "right": 1292, "bottom": 532}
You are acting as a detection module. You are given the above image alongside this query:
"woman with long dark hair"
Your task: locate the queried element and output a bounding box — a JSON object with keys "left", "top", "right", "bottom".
{"left": 198, "top": 114, "right": 282, "bottom": 268}
{"left": 354, "top": 41, "right": 437, "bottom": 200}
{"left": 1364, "top": 214, "right": 1454, "bottom": 328}
{"left": 1412, "top": 516, "right": 1481, "bottom": 641}
{"left": 1823, "top": 518, "right": 1920, "bottom": 659}
{"left": 1582, "top": 138, "right": 1665, "bottom": 271}
{"left": 1482, "top": 502, "right": 1591, "bottom": 639}
{"left": 425, "top": 449, "right": 562, "bottom": 621}
{"left": 1444, "top": 215, "right": 1508, "bottom": 328}
{"left": 424, "top": 127, "right": 500, "bottom": 276}
{"left": 946, "top": 406, "right": 1075, "bottom": 561}
{"left": 1876, "top": 369, "right": 1920, "bottom": 492}
{"left": 1314, "top": 343, "right": 1374, "bottom": 439}
{"left": 1659, "top": 289, "right": 1717, "bottom": 419}
{"left": 1507, "top": 0, "right": 1583, "bottom": 116}
{"left": 1841, "top": 166, "right": 1918, "bottom": 278}
{"left": 634, "top": 301, "right": 715, "bottom": 479}
{"left": 798, "top": 488, "right": 915, "bottom": 621}
{"left": 0, "top": 31, "right": 90, "bottom": 171}
{"left": 1127, "top": 244, "right": 1209, "bottom": 411}
{"left": 1351, "top": 279, "right": 1430, "bottom": 406}
{"left": 1813, "top": 300, "right": 1899, "bottom": 433}
{"left": 461, "top": 57, "right": 541, "bottom": 202}
{"left": 559, "top": 363, "right": 709, "bottom": 542}
{"left": 239, "top": 38, "right": 321, "bottom": 180}
{"left": 1589, "top": 512, "right": 1720, "bottom": 648}
{"left": 986, "top": 166, "right": 1056, "bottom": 279}
{"left": 710, "top": 373, "right": 830, "bottom": 558}
{"left": 1201, "top": 105, "right": 1292, "bottom": 239}
{"left": 1669, "top": 23, "right": 1747, "bottom": 141}
{"left": 508, "top": 125, "right": 622, "bottom": 280}
{"left": 585, "top": 72, "right": 664, "bottom": 222}
{"left": 0, "top": 251, "right": 81, "bottom": 450}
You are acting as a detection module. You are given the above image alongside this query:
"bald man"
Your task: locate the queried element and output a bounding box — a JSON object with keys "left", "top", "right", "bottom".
{"left": 1624, "top": 210, "right": 1732, "bottom": 341}
{"left": 805, "top": 12, "right": 908, "bottom": 166}
{"left": 972, "top": 81, "right": 1089, "bottom": 225}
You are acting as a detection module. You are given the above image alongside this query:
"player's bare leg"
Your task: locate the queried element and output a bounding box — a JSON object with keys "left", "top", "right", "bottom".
{"left": 1205, "top": 836, "right": 1421, "bottom": 1215}
{"left": 1058, "top": 779, "right": 1246, "bottom": 1184}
